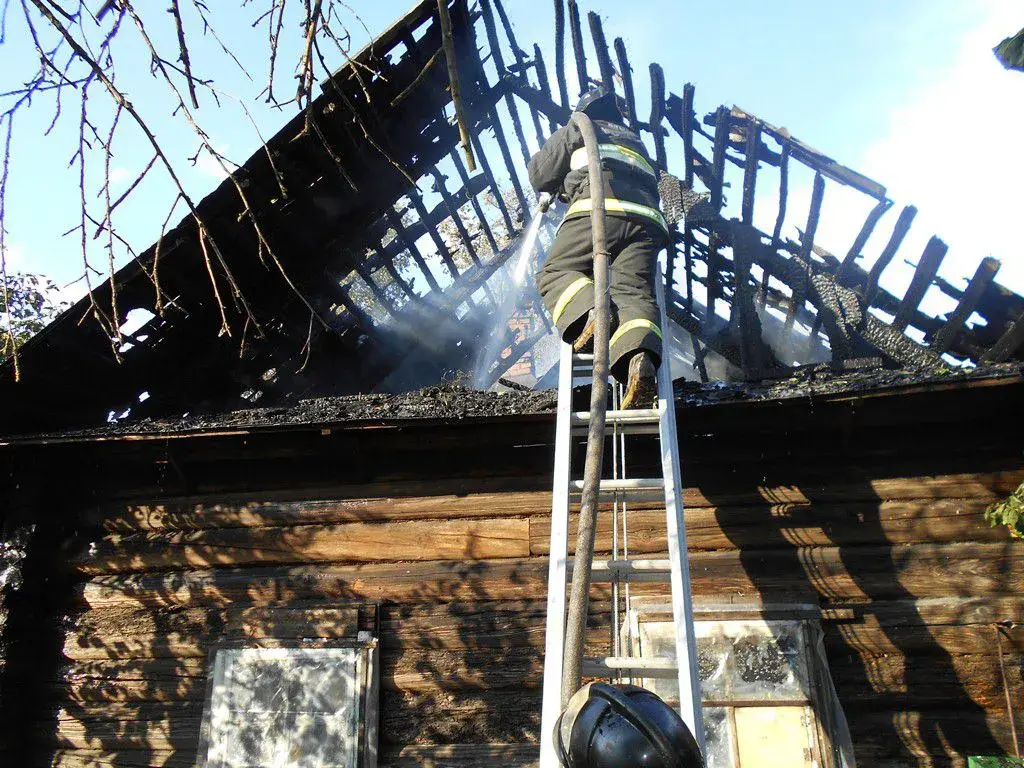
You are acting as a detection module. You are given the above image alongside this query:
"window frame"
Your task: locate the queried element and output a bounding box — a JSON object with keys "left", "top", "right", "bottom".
{"left": 622, "top": 598, "right": 845, "bottom": 768}
{"left": 196, "top": 634, "right": 380, "bottom": 768}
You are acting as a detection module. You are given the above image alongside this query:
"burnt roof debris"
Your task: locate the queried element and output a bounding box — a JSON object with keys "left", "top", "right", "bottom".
{"left": 3, "top": 0, "right": 1024, "bottom": 436}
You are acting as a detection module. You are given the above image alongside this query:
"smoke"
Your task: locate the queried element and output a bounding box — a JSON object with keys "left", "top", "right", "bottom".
{"left": 369, "top": 211, "right": 561, "bottom": 394}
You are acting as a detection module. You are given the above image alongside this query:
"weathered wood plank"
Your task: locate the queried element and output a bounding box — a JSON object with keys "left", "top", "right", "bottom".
{"left": 826, "top": 617, "right": 1024, "bottom": 657}
{"left": 78, "top": 540, "right": 1024, "bottom": 610}
{"left": 85, "top": 466, "right": 1024, "bottom": 533}
{"left": 49, "top": 749, "right": 193, "bottom": 768}
{"left": 86, "top": 490, "right": 552, "bottom": 533}
{"left": 75, "top": 517, "right": 530, "bottom": 575}
{"left": 832, "top": 652, "right": 1022, "bottom": 711}
{"left": 529, "top": 497, "right": 1009, "bottom": 556}
{"left": 44, "top": 688, "right": 544, "bottom": 749}
{"left": 849, "top": 709, "right": 1020, "bottom": 767}
{"left": 385, "top": 743, "right": 538, "bottom": 767}
{"left": 62, "top": 606, "right": 360, "bottom": 660}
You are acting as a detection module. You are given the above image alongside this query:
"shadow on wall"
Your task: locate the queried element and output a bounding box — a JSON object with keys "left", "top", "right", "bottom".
{"left": 700, "top": 447, "right": 1024, "bottom": 765}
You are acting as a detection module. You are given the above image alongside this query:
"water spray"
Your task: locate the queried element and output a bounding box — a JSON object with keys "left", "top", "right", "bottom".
{"left": 471, "top": 192, "right": 555, "bottom": 388}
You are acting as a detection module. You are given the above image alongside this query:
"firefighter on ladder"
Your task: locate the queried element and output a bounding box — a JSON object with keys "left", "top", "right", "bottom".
{"left": 529, "top": 87, "right": 669, "bottom": 410}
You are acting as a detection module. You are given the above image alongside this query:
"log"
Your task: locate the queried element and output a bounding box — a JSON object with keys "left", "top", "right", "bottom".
{"left": 59, "top": 595, "right": 1024, "bottom": 670}
{"left": 832, "top": 652, "right": 1021, "bottom": 711}
{"left": 62, "top": 606, "right": 361, "bottom": 660}
{"left": 85, "top": 489, "right": 590, "bottom": 533}
{"left": 849, "top": 709, "right": 1020, "bottom": 766}
{"left": 385, "top": 743, "right": 538, "bottom": 767}
{"left": 85, "top": 466, "right": 1024, "bottom": 534}
{"left": 62, "top": 600, "right": 615, "bottom": 662}
{"left": 43, "top": 688, "right": 545, "bottom": 750}
{"left": 46, "top": 744, "right": 539, "bottom": 768}
{"left": 79, "top": 540, "right": 1024, "bottom": 610}
{"left": 529, "top": 497, "right": 1010, "bottom": 555}
{"left": 49, "top": 750, "right": 193, "bottom": 768}
{"left": 75, "top": 517, "right": 531, "bottom": 575}
{"left": 826, "top": 617, "right": 1024, "bottom": 657}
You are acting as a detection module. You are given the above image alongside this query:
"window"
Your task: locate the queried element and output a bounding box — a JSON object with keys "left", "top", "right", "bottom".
{"left": 624, "top": 600, "right": 854, "bottom": 768}
{"left": 198, "top": 638, "right": 379, "bottom": 768}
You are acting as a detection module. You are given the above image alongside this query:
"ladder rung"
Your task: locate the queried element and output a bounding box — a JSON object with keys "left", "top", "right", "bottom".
{"left": 582, "top": 656, "right": 679, "bottom": 678}
{"left": 567, "top": 558, "right": 673, "bottom": 582}
{"left": 573, "top": 353, "right": 595, "bottom": 362}
{"left": 571, "top": 409, "right": 661, "bottom": 435}
{"left": 569, "top": 478, "right": 664, "bottom": 498}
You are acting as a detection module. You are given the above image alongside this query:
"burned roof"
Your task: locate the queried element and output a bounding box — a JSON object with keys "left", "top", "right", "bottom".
{"left": 2, "top": 0, "right": 1023, "bottom": 437}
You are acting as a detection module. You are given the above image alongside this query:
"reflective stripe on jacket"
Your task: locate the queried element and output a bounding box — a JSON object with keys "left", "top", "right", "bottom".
{"left": 561, "top": 198, "right": 669, "bottom": 236}
{"left": 527, "top": 117, "right": 663, "bottom": 228}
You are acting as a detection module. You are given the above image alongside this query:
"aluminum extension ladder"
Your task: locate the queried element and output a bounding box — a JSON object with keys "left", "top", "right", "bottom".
{"left": 538, "top": 274, "right": 705, "bottom": 766}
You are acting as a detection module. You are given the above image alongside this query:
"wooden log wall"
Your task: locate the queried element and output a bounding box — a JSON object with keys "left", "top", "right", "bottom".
{"left": 0, "top": 377, "right": 1019, "bottom": 767}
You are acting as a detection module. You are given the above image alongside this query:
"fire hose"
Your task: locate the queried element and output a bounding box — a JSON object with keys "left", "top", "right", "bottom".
{"left": 561, "top": 110, "right": 610, "bottom": 705}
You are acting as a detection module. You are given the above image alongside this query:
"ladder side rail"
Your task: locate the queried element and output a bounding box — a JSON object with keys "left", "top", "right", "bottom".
{"left": 654, "top": 268, "right": 707, "bottom": 753}
{"left": 539, "top": 341, "right": 576, "bottom": 767}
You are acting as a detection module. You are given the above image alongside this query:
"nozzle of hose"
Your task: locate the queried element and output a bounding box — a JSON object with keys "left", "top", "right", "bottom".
{"left": 537, "top": 191, "right": 554, "bottom": 213}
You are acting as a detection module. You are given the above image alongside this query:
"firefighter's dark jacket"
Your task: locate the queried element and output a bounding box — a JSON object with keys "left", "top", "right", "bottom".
{"left": 526, "top": 117, "right": 661, "bottom": 226}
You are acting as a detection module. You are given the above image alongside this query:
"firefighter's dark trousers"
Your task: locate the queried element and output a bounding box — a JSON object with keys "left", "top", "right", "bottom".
{"left": 537, "top": 214, "right": 666, "bottom": 382}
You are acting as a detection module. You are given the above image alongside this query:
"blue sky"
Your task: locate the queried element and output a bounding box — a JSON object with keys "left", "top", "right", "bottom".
{"left": 2, "top": 0, "right": 1022, "bottom": 318}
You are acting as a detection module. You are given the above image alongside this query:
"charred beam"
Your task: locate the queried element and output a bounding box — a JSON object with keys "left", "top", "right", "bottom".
{"left": 449, "top": 148, "right": 506, "bottom": 253}
{"left": 983, "top": 310, "right": 1024, "bottom": 363}
{"left": 383, "top": 208, "right": 443, "bottom": 294}
{"left": 478, "top": 0, "right": 533, "bottom": 169}
{"left": 649, "top": 63, "right": 668, "bottom": 171}
{"left": 893, "top": 236, "right": 948, "bottom": 332}
{"left": 533, "top": 44, "right": 558, "bottom": 135}
{"left": 493, "top": 0, "right": 545, "bottom": 147}
{"left": 931, "top": 257, "right": 1000, "bottom": 354}
{"left": 740, "top": 120, "right": 760, "bottom": 225}
{"left": 552, "top": 0, "right": 570, "bottom": 110}
{"left": 613, "top": 38, "right": 638, "bottom": 129}
{"left": 785, "top": 172, "right": 825, "bottom": 333}
{"left": 862, "top": 205, "right": 917, "bottom": 307}
{"left": 587, "top": 11, "right": 615, "bottom": 93}
{"left": 838, "top": 198, "right": 892, "bottom": 284}
{"left": 709, "top": 106, "right": 730, "bottom": 211}
{"left": 567, "top": 0, "right": 589, "bottom": 96}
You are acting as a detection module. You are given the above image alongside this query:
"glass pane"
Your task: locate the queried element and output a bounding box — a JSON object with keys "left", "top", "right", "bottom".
{"left": 724, "top": 622, "right": 808, "bottom": 701}
{"left": 206, "top": 647, "right": 362, "bottom": 768}
{"left": 702, "top": 707, "right": 736, "bottom": 768}
{"left": 734, "top": 706, "right": 813, "bottom": 766}
{"left": 696, "top": 627, "right": 729, "bottom": 700}
{"left": 635, "top": 619, "right": 808, "bottom": 703}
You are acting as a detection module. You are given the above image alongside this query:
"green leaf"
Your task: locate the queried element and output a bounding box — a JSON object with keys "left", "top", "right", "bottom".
{"left": 985, "top": 481, "right": 1024, "bottom": 540}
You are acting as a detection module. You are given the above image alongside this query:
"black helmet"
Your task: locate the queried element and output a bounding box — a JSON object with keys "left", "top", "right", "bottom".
{"left": 575, "top": 87, "right": 623, "bottom": 123}
{"left": 556, "top": 683, "right": 705, "bottom": 768}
